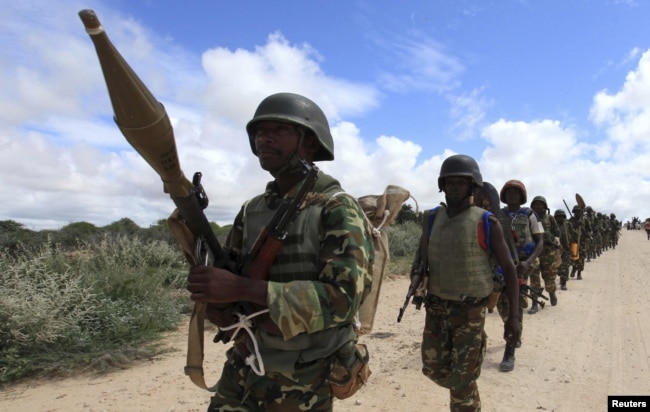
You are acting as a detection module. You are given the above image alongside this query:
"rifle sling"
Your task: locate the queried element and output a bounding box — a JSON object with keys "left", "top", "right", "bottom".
{"left": 185, "top": 301, "right": 220, "bottom": 391}
{"left": 167, "top": 211, "right": 218, "bottom": 391}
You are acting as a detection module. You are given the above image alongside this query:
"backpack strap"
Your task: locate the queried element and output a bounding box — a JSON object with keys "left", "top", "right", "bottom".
{"left": 419, "top": 206, "right": 439, "bottom": 270}
{"left": 482, "top": 211, "right": 493, "bottom": 252}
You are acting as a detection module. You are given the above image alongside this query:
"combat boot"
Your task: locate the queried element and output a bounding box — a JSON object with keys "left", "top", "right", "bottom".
{"left": 570, "top": 267, "right": 577, "bottom": 278}
{"left": 528, "top": 300, "right": 539, "bottom": 314}
{"left": 560, "top": 280, "right": 567, "bottom": 290}
{"left": 499, "top": 345, "right": 516, "bottom": 372}
{"left": 577, "top": 271, "right": 582, "bottom": 280}
{"left": 550, "top": 291, "right": 557, "bottom": 306}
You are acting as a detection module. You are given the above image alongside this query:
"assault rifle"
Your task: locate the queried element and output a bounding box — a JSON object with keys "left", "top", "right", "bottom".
{"left": 397, "top": 249, "right": 425, "bottom": 322}
{"left": 79, "top": 9, "right": 318, "bottom": 391}
{"left": 397, "top": 272, "right": 422, "bottom": 322}
{"left": 519, "top": 283, "right": 548, "bottom": 309}
{"left": 240, "top": 158, "right": 319, "bottom": 280}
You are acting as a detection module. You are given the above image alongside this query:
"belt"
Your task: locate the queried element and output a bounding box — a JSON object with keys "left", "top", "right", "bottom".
{"left": 425, "top": 294, "right": 485, "bottom": 307}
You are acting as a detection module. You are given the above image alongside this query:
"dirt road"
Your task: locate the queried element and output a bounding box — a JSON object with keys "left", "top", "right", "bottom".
{"left": 1, "top": 230, "right": 648, "bottom": 411}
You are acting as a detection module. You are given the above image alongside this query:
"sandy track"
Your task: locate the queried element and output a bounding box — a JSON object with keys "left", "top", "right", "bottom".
{"left": 1, "top": 230, "right": 648, "bottom": 411}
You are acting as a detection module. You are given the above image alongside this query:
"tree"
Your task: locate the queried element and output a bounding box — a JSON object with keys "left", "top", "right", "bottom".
{"left": 396, "top": 204, "right": 419, "bottom": 224}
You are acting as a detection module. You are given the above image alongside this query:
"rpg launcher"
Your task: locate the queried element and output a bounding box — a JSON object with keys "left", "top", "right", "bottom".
{"left": 79, "top": 9, "right": 234, "bottom": 392}
{"left": 79, "top": 10, "right": 320, "bottom": 390}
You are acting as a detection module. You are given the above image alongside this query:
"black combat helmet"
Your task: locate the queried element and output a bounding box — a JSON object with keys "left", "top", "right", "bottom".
{"left": 246, "top": 93, "right": 334, "bottom": 161}
{"left": 437, "top": 154, "right": 483, "bottom": 191}
{"left": 554, "top": 209, "right": 566, "bottom": 218}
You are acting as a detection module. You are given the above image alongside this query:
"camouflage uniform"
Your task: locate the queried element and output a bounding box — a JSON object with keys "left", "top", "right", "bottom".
{"left": 568, "top": 207, "right": 590, "bottom": 279}
{"left": 528, "top": 211, "right": 560, "bottom": 307}
{"left": 422, "top": 295, "right": 487, "bottom": 412}
{"left": 496, "top": 206, "right": 543, "bottom": 341}
{"left": 609, "top": 214, "right": 620, "bottom": 248}
{"left": 417, "top": 154, "right": 522, "bottom": 411}
{"left": 208, "top": 171, "right": 374, "bottom": 411}
{"left": 421, "top": 205, "right": 495, "bottom": 412}
{"left": 553, "top": 210, "right": 576, "bottom": 290}
{"left": 584, "top": 207, "right": 597, "bottom": 261}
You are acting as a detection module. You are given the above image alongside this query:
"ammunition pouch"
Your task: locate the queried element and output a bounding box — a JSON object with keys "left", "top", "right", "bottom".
{"left": 328, "top": 342, "right": 371, "bottom": 400}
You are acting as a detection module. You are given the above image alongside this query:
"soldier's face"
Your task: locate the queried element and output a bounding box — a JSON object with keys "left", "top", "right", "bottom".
{"left": 532, "top": 201, "right": 545, "bottom": 215}
{"left": 444, "top": 177, "right": 471, "bottom": 207}
{"left": 504, "top": 188, "right": 522, "bottom": 205}
{"left": 253, "top": 121, "right": 302, "bottom": 174}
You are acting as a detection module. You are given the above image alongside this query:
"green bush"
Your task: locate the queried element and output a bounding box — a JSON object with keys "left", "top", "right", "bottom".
{"left": 0, "top": 236, "right": 188, "bottom": 383}
{"left": 0, "top": 216, "right": 423, "bottom": 384}
{"left": 385, "top": 220, "right": 420, "bottom": 257}
{"left": 384, "top": 220, "right": 420, "bottom": 276}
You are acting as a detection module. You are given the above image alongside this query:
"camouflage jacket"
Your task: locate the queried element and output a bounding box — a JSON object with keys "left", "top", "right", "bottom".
{"left": 227, "top": 170, "right": 374, "bottom": 341}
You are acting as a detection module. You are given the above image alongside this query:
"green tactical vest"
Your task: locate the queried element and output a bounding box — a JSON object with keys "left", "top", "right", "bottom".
{"left": 427, "top": 206, "right": 494, "bottom": 301}
{"left": 242, "top": 173, "right": 356, "bottom": 373}
{"left": 498, "top": 207, "right": 534, "bottom": 259}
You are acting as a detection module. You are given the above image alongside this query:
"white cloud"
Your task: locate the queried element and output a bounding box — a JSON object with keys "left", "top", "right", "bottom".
{"left": 2, "top": 1, "right": 650, "bottom": 232}
{"left": 375, "top": 33, "right": 464, "bottom": 93}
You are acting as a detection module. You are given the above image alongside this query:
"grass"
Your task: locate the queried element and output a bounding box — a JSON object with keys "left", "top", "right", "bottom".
{"left": 0, "top": 235, "right": 189, "bottom": 384}
{"left": 0, "top": 222, "right": 420, "bottom": 385}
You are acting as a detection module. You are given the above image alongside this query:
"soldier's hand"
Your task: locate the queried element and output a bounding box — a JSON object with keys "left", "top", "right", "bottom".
{"left": 516, "top": 261, "right": 530, "bottom": 276}
{"left": 187, "top": 265, "right": 240, "bottom": 304}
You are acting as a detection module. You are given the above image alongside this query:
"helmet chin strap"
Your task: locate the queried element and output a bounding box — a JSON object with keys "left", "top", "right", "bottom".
{"left": 274, "top": 128, "right": 307, "bottom": 178}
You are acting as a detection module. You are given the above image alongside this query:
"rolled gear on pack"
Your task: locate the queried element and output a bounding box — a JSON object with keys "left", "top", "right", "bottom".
{"left": 356, "top": 185, "right": 415, "bottom": 334}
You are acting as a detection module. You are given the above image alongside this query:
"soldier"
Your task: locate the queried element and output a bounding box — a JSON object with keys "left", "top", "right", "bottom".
{"left": 186, "top": 93, "right": 374, "bottom": 411}
{"left": 417, "top": 155, "right": 520, "bottom": 412}
{"left": 584, "top": 206, "right": 598, "bottom": 261}
{"left": 553, "top": 209, "right": 575, "bottom": 291}
{"left": 495, "top": 180, "right": 544, "bottom": 372}
{"left": 609, "top": 213, "right": 620, "bottom": 248}
{"left": 569, "top": 205, "right": 590, "bottom": 280}
{"left": 528, "top": 196, "right": 561, "bottom": 309}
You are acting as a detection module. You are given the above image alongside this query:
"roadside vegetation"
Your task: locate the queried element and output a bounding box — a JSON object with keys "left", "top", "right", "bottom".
{"left": 0, "top": 207, "right": 417, "bottom": 385}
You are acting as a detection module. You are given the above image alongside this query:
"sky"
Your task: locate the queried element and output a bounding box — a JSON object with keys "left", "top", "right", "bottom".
{"left": 2, "top": 0, "right": 650, "bottom": 231}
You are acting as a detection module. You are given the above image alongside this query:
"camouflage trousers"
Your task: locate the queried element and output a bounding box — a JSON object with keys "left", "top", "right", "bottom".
{"left": 496, "top": 263, "right": 535, "bottom": 342}
{"left": 208, "top": 345, "right": 332, "bottom": 412}
{"left": 529, "top": 248, "right": 559, "bottom": 294}
{"left": 557, "top": 249, "right": 571, "bottom": 282}
{"left": 422, "top": 295, "right": 487, "bottom": 412}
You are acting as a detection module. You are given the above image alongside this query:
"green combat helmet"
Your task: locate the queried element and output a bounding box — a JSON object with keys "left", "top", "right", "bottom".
{"left": 554, "top": 209, "right": 567, "bottom": 218}
{"left": 531, "top": 195, "right": 549, "bottom": 213}
{"left": 437, "top": 154, "right": 483, "bottom": 191}
{"left": 246, "top": 92, "right": 334, "bottom": 162}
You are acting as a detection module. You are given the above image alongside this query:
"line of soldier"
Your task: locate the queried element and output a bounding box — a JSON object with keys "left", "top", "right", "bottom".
{"left": 553, "top": 205, "right": 621, "bottom": 291}
{"left": 489, "top": 182, "right": 622, "bottom": 375}
{"left": 404, "top": 155, "right": 624, "bottom": 411}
